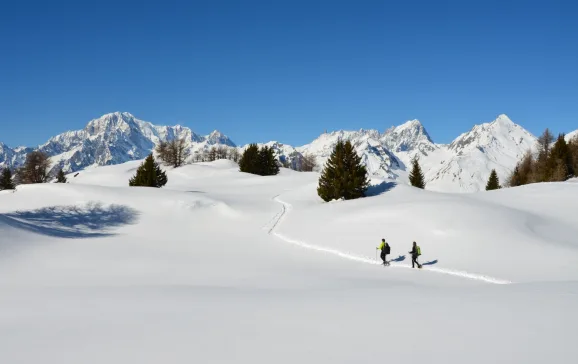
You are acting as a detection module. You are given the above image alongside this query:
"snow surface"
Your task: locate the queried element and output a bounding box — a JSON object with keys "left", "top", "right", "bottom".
{"left": 1, "top": 160, "right": 577, "bottom": 363}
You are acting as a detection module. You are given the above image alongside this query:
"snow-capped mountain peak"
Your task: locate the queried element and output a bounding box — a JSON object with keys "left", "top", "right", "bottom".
{"left": 492, "top": 114, "right": 514, "bottom": 126}
{"left": 0, "top": 112, "right": 239, "bottom": 175}
{"left": 204, "top": 130, "right": 235, "bottom": 147}
{"left": 84, "top": 112, "right": 138, "bottom": 136}
{"left": 0, "top": 111, "right": 548, "bottom": 193}
{"left": 448, "top": 114, "right": 532, "bottom": 155}
{"left": 381, "top": 119, "right": 436, "bottom": 158}
{"left": 425, "top": 114, "right": 537, "bottom": 192}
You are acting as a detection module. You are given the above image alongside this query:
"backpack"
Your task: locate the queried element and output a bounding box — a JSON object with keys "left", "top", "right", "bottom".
{"left": 416, "top": 246, "right": 421, "bottom": 256}
{"left": 385, "top": 243, "right": 391, "bottom": 254}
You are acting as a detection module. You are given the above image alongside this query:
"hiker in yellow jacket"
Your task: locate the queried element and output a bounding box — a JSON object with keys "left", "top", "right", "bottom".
{"left": 377, "top": 238, "right": 391, "bottom": 266}
{"left": 409, "top": 241, "right": 422, "bottom": 269}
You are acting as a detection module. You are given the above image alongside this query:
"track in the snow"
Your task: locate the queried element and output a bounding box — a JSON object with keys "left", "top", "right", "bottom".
{"left": 268, "top": 196, "right": 512, "bottom": 285}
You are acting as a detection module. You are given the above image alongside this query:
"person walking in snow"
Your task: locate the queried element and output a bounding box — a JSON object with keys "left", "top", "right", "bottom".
{"left": 409, "top": 241, "right": 422, "bottom": 269}
{"left": 377, "top": 238, "right": 391, "bottom": 266}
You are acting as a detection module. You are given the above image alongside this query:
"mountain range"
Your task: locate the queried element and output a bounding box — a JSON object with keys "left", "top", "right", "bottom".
{"left": 1, "top": 112, "right": 575, "bottom": 192}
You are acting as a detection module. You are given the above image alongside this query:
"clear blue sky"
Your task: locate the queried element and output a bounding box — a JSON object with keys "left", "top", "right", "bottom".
{"left": 1, "top": 0, "right": 576, "bottom": 147}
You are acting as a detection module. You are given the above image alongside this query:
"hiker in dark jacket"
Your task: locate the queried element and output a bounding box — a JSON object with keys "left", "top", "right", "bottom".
{"left": 377, "top": 238, "right": 391, "bottom": 265}
{"left": 409, "top": 241, "right": 422, "bottom": 269}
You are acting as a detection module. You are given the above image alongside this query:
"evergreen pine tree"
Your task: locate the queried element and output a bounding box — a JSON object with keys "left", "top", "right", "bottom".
{"left": 129, "top": 154, "right": 168, "bottom": 187}
{"left": 317, "top": 140, "right": 370, "bottom": 201}
{"left": 55, "top": 168, "right": 67, "bottom": 183}
{"left": 342, "top": 140, "right": 370, "bottom": 199}
{"left": 408, "top": 156, "right": 426, "bottom": 189}
{"left": 239, "top": 144, "right": 260, "bottom": 174}
{"left": 485, "top": 169, "right": 501, "bottom": 190}
{"left": 0, "top": 168, "right": 15, "bottom": 190}
{"left": 258, "top": 146, "right": 280, "bottom": 176}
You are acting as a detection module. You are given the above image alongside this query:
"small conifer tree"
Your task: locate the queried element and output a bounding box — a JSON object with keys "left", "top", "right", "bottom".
{"left": 56, "top": 168, "right": 67, "bottom": 183}
{"left": 317, "top": 140, "right": 370, "bottom": 201}
{"left": 129, "top": 154, "right": 168, "bottom": 187}
{"left": 485, "top": 169, "right": 501, "bottom": 190}
{"left": 0, "top": 168, "right": 15, "bottom": 190}
{"left": 408, "top": 156, "right": 426, "bottom": 189}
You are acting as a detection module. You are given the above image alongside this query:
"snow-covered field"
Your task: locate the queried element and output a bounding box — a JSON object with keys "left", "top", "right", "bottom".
{"left": 1, "top": 160, "right": 577, "bottom": 363}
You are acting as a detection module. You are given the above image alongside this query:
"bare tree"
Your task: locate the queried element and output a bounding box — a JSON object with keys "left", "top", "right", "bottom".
{"left": 155, "top": 138, "right": 190, "bottom": 168}
{"left": 216, "top": 146, "right": 228, "bottom": 160}
{"left": 207, "top": 147, "right": 217, "bottom": 162}
{"left": 193, "top": 151, "right": 203, "bottom": 163}
{"left": 200, "top": 149, "right": 209, "bottom": 162}
{"left": 228, "top": 148, "right": 240, "bottom": 163}
{"left": 16, "top": 151, "right": 51, "bottom": 184}
{"left": 301, "top": 153, "right": 317, "bottom": 172}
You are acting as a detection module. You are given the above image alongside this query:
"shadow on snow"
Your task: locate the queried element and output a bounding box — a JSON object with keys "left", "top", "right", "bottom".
{"left": 422, "top": 260, "right": 438, "bottom": 266}
{"left": 0, "top": 202, "right": 139, "bottom": 239}
{"left": 366, "top": 182, "right": 397, "bottom": 197}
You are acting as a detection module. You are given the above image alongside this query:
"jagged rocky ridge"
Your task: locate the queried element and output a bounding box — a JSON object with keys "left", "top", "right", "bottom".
{"left": 0, "top": 112, "right": 575, "bottom": 192}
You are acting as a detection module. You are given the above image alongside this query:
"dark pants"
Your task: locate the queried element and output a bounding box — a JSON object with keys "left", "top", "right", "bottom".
{"left": 380, "top": 251, "right": 388, "bottom": 265}
{"left": 412, "top": 255, "right": 421, "bottom": 268}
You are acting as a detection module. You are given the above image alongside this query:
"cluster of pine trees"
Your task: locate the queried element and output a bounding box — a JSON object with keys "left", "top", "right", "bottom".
{"left": 507, "top": 130, "right": 578, "bottom": 187}
{"left": 238, "top": 144, "right": 280, "bottom": 176}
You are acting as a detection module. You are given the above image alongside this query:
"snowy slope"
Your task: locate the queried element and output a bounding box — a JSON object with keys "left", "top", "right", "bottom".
{"left": 566, "top": 129, "right": 578, "bottom": 142}
{"left": 1, "top": 161, "right": 577, "bottom": 363}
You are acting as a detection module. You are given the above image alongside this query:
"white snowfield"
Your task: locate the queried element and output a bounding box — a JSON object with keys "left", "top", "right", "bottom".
{"left": 1, "top": 160, "right": 577, "bottom": 363}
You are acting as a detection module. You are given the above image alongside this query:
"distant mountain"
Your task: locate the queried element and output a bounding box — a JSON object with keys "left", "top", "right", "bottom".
{"left": 424, "top": 115, "right": 537, "bottom": 192}
{"left": 296, "top": 129, "right": 402, "bottom": 179}
{"left": 0, "top": 112, "right": 236, "bottom": 174}
{"left": 0, "top": 111, "right": 571, "bottom": 192}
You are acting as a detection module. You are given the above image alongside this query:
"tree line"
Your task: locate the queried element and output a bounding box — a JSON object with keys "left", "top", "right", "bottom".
{"left": 507, "top": 129, "right": 578, "bottom": 187}
{"left": 0, "top": 151, "right": 67, "bottom": 190}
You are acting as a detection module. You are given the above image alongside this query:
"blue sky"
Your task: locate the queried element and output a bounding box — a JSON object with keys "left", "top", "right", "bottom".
{"left": 0, "top": 0, "right": 576, "bottom": 147}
